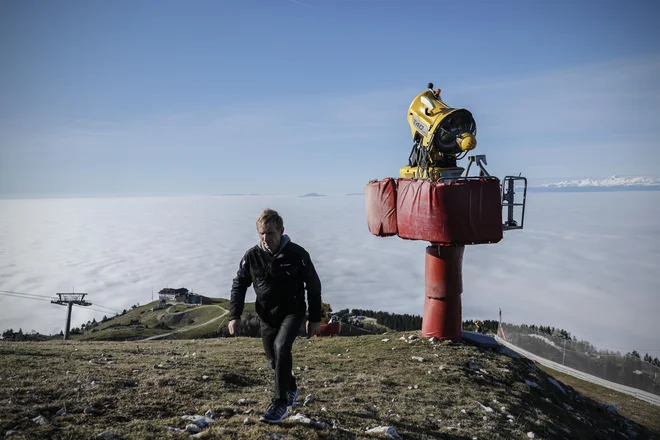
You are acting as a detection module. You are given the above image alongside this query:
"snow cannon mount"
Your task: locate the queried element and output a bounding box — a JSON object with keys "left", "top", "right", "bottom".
{"left": 364, "top": 83, "right": 528, "bottom": 342}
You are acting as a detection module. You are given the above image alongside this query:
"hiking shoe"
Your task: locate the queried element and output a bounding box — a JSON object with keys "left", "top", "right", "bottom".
{"left": 259, "top": 400, "right": 288, "bottom": 424}
{"left": 287, "top": 386, "right": 299, "bottom": 407}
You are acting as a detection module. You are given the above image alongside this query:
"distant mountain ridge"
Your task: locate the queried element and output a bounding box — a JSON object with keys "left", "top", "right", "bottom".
{"left": 538, "top": 175, "right": 660, "bottom": 190}
{"left": 299, "top": 192, "right": 326, "bottom": 197}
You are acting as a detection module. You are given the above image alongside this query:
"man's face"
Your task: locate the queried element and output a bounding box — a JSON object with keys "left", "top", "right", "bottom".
{"left": 258, "top": 222, "right": 284, "bottom": 253}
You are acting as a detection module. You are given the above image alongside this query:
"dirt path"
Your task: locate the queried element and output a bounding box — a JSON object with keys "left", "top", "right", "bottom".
{"left": 142, "top": 305, "right": 229, "bottom": 341}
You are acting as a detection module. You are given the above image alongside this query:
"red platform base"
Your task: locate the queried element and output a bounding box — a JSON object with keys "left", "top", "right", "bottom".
{"left": 421, "top": 245, "right": 464, "bottom": 341}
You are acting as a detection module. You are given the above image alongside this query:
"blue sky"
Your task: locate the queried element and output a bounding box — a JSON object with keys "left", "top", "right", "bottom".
{"left": 1, "top": 0, "right": 659, "bottom": 196}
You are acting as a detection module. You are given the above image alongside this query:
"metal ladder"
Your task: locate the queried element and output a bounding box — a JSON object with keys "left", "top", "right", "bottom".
{"left": 501, "top": 175, "right": 527, "bottom": 230}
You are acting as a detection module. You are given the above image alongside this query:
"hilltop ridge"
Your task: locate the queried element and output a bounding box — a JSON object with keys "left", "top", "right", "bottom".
{"left": 1, "top": 332, "right": 658, "bottom": 439}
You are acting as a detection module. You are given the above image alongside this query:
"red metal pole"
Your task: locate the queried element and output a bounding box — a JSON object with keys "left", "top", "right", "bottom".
{"left": 421, "top": 244, "right": 464, "bottom": 341}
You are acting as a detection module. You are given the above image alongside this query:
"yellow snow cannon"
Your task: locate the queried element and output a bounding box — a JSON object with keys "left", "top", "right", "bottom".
{"left": 401, "top": 83, "right": 478, "bottom": 180}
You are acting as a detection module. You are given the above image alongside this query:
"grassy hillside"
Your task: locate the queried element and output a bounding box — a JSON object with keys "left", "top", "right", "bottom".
{"left": 1, "top": 332, "right": 658, "bottom": 439}
{"left": 75, "top": 297, "right": 254, "bottom": 341}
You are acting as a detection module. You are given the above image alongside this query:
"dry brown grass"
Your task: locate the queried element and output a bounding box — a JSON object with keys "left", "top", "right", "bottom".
{"left": 1, "top": 333, "right": 658, "bottom": 439}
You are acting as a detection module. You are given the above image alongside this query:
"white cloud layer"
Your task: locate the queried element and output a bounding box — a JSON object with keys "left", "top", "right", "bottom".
{"left": 1, "top": 192, "right": 658, "bottom": 358}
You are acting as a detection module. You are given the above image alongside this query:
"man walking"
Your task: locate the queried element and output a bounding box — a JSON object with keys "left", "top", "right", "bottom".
{"left": 228, "top": 208, "right": 323, "bottom": 423}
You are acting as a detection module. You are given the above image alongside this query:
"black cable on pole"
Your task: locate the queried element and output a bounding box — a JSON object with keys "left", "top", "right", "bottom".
{"left": 89, "top": 303, "right": 121, "bottom": 313}
{"left": 0, "top": 289, "right": 53, "bottom": 299}
{"left": 1, "top": 288, "right": 121, "bottom": 313}
{"left": 0, "top": 292, "right": 53, "bottom": 302}
{"left": 72, "top": 304, "right": 117, "bottom": 314}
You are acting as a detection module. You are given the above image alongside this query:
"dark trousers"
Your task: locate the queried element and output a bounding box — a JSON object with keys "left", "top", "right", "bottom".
{"left": 260, "top": 313, "right": 303, "bottom": 402}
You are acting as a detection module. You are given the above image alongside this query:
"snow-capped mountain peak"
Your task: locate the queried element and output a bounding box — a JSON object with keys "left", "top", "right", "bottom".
{"left": 541, "top": 176, "right": 660, "bottom": 188}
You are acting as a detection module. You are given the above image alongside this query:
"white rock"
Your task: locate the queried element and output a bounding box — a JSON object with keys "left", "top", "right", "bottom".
{"left": 476, "top": 402, "right": 494, "bottom": 413}
{"left": 289, "top": 413, "right": 312, "bottom": 424}
{"left": 202, "top": 375, "right": 209, "bottom": 380}
{"left": 181, "top": 415, "right": 215, "bottom": 428}
{"left": 243, "top": 417, "right": 253, "bottom": 425}
{"left": 32, "top": 415, "right": 49, "bottom": 426}
{"left": 366, "top": 426, "right": 403, "bottom": 439}
{"left": 185, "top": 424, "right": 201, "bottom": 433}
{"left": 411, "top": 356, "right": 424, "bottom": 362}
{"left": 527, "top": 432, "right": 535, "bottom": 438}
{"left": 382, "top": 339, "right": 390, "bottom": 342}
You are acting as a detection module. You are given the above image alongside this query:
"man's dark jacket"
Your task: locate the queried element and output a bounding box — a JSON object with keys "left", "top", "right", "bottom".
{"left": 229, "top": 235, "right": 323, "bottom": 325}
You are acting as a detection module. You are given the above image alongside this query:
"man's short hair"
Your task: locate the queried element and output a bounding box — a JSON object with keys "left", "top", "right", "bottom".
{"left": 256, "top": 208, "right": 284, "bottom": 230}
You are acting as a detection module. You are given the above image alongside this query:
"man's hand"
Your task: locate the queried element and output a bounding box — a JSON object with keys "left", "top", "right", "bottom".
{"left": 307, "top": 321, "right": 321, "bottom": 337}
{"left": 228, "top": 319, "right": 241, "bottom": 336}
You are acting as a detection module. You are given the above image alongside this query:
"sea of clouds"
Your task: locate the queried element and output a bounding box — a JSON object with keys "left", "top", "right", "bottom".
{"left": 1, "top": 191, "right": 658, "bottom": 358}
